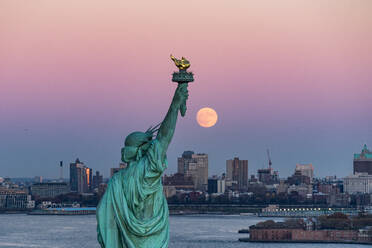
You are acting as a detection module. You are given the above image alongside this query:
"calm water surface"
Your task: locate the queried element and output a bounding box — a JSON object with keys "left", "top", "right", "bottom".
{"left": 0, "top": 214, "right": 363, "bottom": 248}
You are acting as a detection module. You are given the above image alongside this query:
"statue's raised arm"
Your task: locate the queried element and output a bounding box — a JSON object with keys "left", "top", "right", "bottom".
{"left": 156, "top": 83, "right": 188, "bottom": 159}
{"left": 157, "top": 55, "right": 193, "bottom": 159}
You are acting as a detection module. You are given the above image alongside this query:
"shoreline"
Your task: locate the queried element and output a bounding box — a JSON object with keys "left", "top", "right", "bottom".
{"left": 239, "top": 238, "right": 372, "bottom": 245}
{"left": 0, "top": 211, "right": 256, "bottom": 216}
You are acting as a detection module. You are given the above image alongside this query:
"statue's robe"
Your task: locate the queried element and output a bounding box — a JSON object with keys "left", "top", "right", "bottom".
{"left": 97, "top": 140, "right": 169, "bottom": 248}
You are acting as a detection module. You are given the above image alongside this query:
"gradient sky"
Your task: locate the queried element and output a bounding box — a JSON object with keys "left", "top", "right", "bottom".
{"left": 1, "top": 0, "right": 371, "bottom": 179}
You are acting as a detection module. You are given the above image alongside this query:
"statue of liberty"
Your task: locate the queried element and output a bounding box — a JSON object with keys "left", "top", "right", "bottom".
{"left": 96, "top": 56, "right": 192, "bottom": 248}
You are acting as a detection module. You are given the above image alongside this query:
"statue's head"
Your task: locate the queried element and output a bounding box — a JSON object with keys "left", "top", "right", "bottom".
{"left": 121, "top": 124, "right": 160, "bottom": 163}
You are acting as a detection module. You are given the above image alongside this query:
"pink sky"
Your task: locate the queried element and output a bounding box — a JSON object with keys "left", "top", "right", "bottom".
{"left": 0, "top": 0, "right": 371, "bottom": 177}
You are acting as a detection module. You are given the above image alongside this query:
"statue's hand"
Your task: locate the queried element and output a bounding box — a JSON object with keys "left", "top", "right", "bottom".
{"left": 173, "top": 84, "right": 189, "bottom": 109}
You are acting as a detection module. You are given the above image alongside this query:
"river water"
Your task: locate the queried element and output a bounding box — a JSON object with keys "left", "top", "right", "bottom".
{"left": 0, "top": 214, "right": 363, "bottom": 248}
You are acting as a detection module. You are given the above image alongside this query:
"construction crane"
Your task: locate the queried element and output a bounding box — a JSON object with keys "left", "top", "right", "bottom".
{"left": 266, "top": 149, "right": 272, "bottom": 170}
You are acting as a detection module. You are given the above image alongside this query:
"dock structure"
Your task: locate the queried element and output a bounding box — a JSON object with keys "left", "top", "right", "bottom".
{"left": 259, "top": 204, "right": 362, "bottom": 217}
{"left": 28, "top": 207, "right": 96, "bottom": 215}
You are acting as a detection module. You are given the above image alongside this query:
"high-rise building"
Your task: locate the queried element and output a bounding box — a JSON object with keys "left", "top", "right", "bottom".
{"left": 226, "top": 157, "right": 248, "bottom": 191}
{"left": 257, "top": 168, "right": 279, "bottom": 185}
{"left": 256, "top": 149, "right": 279, "bottom": 185}
{"left": 163, "top": 173, "right": 194, "bottom": 191}
{"left": 69, "top": 158, "right": 92, "bottom": 193}
{"left": 344, "top": 173, "right": 372, "bottom": 194}
{"left": 30, "top": 182, "right": 69, "bottom": 198}
{"left": 177, "top": 151, "right": 208, "bottom": 191}
{"left": 207, "top": 176, "right": 226, "bottom": 194}
{"left": 110, "top": 163, "right": 127, "bottom": 178}
{"left": 0, "top": 189, "right": 29, "bottom": 209}
{"left": 295, "top": 164, "right": 314, "bottom": 181}
{"left": 92, "top": 171, "right": 103, "bottom": 189}
{"left": 354, "top": 144, "right": 372, "bottom": 175}
{"left": 286, "top": 170, "right": 311, "bottom": 185}
{"left": 33, "top": 176, "right": 43, "bottom": 183}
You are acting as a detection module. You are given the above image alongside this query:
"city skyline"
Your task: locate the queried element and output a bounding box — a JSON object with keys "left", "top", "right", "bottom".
{"left": 1, "top": 1, "right": 372, "bottom": 178}
{"left": 1, "top": 143, "right": 370, "bottom": 181}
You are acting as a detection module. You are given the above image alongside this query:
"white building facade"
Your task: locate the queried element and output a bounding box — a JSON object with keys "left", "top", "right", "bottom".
{"left": 343, "top": 173, "right": 372, "bottom": 194}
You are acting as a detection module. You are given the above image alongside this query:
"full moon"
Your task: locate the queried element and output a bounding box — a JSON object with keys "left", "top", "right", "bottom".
{"left": 196, "top": 107, "right": 218, "bottom": 128}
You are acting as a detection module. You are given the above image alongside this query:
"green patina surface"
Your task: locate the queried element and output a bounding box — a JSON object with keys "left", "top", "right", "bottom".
{"left": 97, "top": 139, "right": 169, "bottom": 248}
{"left": 172, "top": 70, "right": 194, "bottom": 83}
{"left": 354, "top": 144, "right": 372, "bottom": 159}
{"left": 96, "top": 59, "right": 191, "bottom": 248}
